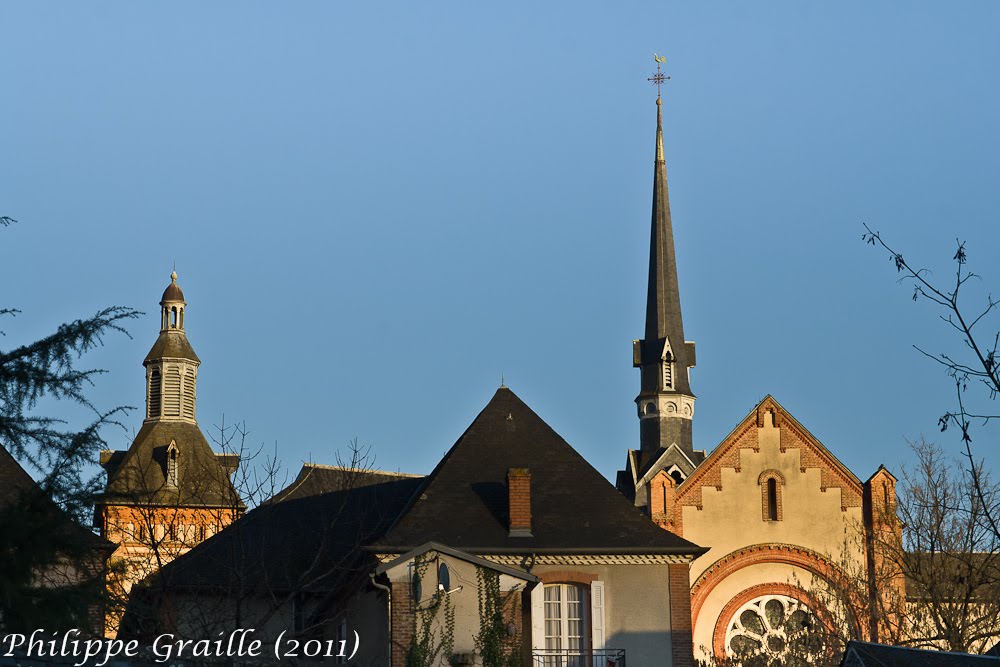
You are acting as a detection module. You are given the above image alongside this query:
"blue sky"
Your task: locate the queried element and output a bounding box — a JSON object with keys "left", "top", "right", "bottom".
{"left": 2, "top": 2, "right": 999, "bottom": 490}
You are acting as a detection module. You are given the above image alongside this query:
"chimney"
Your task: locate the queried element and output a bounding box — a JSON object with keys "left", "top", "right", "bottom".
{"left": 507, "top": 468, "right": 532, "bottom": 537}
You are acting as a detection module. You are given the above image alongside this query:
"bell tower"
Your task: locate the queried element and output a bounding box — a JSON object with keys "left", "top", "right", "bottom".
{"left": 95, "top": 271, "right": 242, "bottom": 637}
{"left": 145, "top": 271, "right": 200, "bottom": 422}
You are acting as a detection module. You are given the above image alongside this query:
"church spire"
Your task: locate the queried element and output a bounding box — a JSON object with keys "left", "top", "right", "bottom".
{"left": 633, "top": 68, "right": 697, "bottom": 457}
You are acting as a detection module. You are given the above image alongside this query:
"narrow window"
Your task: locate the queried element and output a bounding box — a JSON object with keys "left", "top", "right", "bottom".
{"left": 148, "top": 368, "right": 162, "bottom": 418}
{"left": 438, "top": 562, "right": 451, "bottom": 592}
{"left": 170, "top": 307, "right": 178, "bottom": 328}
{"left": 662, "top": 362, "right": 673, "bottom": 389}
{"left": 167, "top": 447, "right": 179, "bottom": 486}
{"left": 767, "top": 478, "right": 778, "bottom": 521}
{"left": 182, "top": 369, "right": 196, "bottom": 419}
{"left": 164, "top": 368, "right": 181, "bottom": 416}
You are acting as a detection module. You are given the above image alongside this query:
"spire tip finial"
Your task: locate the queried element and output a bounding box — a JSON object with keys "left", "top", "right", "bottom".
{"left": 648, "top": 53, "right": 670, "bottom": 102}
{"left": 171, "top": 270, "right": 178, "bottom": 282}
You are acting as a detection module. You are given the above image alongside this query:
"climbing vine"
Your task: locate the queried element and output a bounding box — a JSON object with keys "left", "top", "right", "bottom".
{"left": 474, "top": 566, "right": 522, "bottom": 667}
{"left": 406, "top": 556, "right": 456, "bottom": 667}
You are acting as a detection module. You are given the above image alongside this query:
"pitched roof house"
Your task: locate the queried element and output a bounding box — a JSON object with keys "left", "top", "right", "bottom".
{"left": 125, "top": 387, "right": 706, "bottom": 666}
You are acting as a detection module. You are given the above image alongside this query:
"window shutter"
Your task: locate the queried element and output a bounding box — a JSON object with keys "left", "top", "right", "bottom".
{"left": 590, "top": 580, "right": 606, "bottom": 657}
{"left": 182, "top": 369, "right": 196, "bottom": 419}
{"left": 530, "top": 584, "right": 544, "bottom": 653}
{"left": 148, "top": 368, "right": 161, "bottom": 418}
{"left": 164, "top": 368, "right": 181, "bottom": 416}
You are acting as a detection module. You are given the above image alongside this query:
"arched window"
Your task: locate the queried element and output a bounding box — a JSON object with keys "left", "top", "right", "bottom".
{"left": 438, "top": 562, "right": 451, "bottom": 592}
{"left": 759, "top": 470, "right": 784, "bottom": 522}
{"left": 167, "top": 443, "right": 179, "bottom": 487}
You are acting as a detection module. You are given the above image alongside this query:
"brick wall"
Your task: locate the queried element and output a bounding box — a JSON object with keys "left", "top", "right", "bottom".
{"left": 668, "top": 563, "right": 695, "bottom": 667}
{"left": 390, "top": 581, "right": 414, "bottom": 667}
{"left": 507, "top": 468, "right": 532, "bottom": 535}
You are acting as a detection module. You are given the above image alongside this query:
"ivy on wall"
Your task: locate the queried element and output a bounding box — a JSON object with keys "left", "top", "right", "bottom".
{"left": 406, "top": 556, "right": 456, "bottom": 667}
{"left": 474, "top": 566, "right": 521, "bottom": 667}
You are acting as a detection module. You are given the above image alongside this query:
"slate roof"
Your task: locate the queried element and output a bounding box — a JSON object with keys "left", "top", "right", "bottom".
{"left": 139, "top": 474, "right": 423, "bottom": 594}
{"left": 374, "top": 387, "right": 705, "bottom": 556}
{"left": 840, "top": 641, "right": 999, "bottom": 667}
{"left": 639, "top": 99, "right": 694, "bottom": 397}
{"left": 142, "top": 330, "right": 200, "bottom": 364}
{"left": 0, "top": 444, "right": 111, "bottom": 552}
{"left": 269, "top": 464, "right": 423, "bottom": 504}
{"left": 101, "top": 420, "right": 241, "bottom": 508}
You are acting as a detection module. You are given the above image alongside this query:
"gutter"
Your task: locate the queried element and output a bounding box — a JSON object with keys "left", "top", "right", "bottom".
{"left": 369, "top": 572, "right": 392, "bottom": 661}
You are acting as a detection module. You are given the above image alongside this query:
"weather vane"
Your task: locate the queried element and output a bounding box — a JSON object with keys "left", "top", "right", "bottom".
{"left": 648, "top": 53, "right": 669, "bottom": 98}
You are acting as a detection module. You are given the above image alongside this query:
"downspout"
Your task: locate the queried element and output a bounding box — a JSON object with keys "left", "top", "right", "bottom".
{"left": 369, "top": 572, "right": 392, "bottom": 664}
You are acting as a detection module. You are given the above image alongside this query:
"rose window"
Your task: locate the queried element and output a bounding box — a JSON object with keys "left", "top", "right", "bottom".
{"left": 724, "top": 594, "right": 825, "bottom": 667}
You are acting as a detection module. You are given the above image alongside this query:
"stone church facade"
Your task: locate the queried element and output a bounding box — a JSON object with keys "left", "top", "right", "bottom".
{"left": 616, "top": 93, "right": 900, "bottom": 664}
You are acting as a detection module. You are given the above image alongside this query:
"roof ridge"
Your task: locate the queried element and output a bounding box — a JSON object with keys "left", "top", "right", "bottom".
{"left": 302, "top": 463, "right": 423, "bottom": 478}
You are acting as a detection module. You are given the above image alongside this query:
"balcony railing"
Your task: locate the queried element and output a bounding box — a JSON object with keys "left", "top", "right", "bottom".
{"left": 531, "top": 649, "right": 626, "bottom": 667}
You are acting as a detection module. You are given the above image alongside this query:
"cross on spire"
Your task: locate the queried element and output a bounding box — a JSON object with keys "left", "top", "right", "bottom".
{"left": 648, "top": 53, "right": 669, "bottom": 99}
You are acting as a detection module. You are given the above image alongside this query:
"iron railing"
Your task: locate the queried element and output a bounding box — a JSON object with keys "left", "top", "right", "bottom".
{"left": 531, "top": 649, "right": 626, "bottom": 667}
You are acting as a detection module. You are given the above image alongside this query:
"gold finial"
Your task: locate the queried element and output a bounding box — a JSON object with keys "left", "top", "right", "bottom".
{"left": 171, "top": 270, "right": 178, "bottom": 282}
{"left": 648, "top": 53, "right": 670, "bottom": 100}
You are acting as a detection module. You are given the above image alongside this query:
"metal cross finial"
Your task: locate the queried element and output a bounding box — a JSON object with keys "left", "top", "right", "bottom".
{"left": 648, "top": 53, "right": 670, "bottom": 98}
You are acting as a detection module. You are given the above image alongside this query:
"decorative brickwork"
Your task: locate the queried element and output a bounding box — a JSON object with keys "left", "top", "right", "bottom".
{"left": 390, "top": 581, "right": 414, "bottom": 667}
{"left": 674, "top": 424, "right": 753, "bottom": 512}
{"left": 537, "top": 570, "right": 598, "bottom": 585}
{"left": 690, "top": 543, "right": 842, "bottom": 623}
{"left": 668, "top": 563, "right": 696, "bottom": 667}
{"left": 649, "top": 470, "right": 676, "bottom": 531}
{"left": 780, "top": 426, "right": 862, "bottom": 511}
{"left": 672, "top": 396, "right": 863, "bottom": 525}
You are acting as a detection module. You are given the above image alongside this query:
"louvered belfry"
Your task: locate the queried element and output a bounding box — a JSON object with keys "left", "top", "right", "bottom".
{"left": 145, "top": 271, "right": 199, "bottom": 421}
